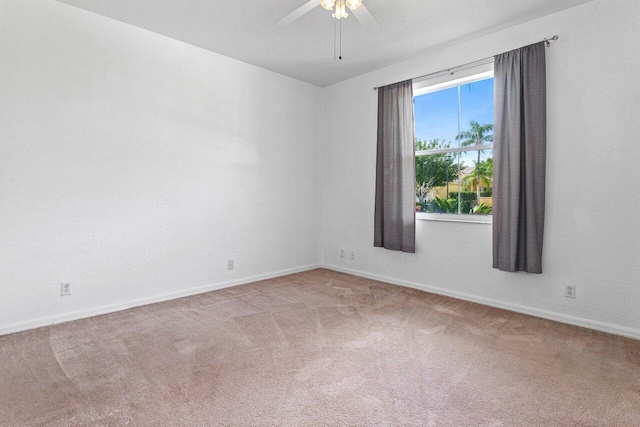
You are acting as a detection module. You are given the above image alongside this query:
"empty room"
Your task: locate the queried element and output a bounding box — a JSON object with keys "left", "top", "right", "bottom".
{"left": 1, "top": 0, "right": 639, "bottom": 425}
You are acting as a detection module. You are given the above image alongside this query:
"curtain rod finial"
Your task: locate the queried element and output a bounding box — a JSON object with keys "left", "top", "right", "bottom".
{"left": 544, "top": 35, "right": 559, "bottom": 46}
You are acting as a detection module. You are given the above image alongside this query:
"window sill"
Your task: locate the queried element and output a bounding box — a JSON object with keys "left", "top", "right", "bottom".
{"left": 416, "top": 212, "right": 492, "bottom": 224}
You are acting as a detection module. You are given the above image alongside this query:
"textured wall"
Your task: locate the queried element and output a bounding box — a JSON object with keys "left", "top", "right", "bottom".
{"left": 320, "top": 0, "right": 640, "bottom": 337}
{"left": 2, "top": 0, "right": 639, "bottom": 339}
{"left": 0, "top": 0, "right": 321, "bottom": 332}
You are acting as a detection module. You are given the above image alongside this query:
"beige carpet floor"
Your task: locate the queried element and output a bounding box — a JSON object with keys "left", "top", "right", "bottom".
{"left": 1, "top": 269, "right": 638, "bottom": 426}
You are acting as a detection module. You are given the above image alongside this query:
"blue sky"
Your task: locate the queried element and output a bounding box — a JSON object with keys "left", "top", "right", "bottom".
{"left": 414, "top": 78, "right": 494, "bottom": 149}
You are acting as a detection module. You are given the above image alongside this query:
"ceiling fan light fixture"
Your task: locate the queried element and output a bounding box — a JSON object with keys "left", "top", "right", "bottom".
{"left": 332, "top": 0, "right": 349, "bottom": 19}
{"left": 345, "top": 0, "right": 362, "bottom": 10}
{"left": 319, "top": 0, "right": 336, "bottom": 11}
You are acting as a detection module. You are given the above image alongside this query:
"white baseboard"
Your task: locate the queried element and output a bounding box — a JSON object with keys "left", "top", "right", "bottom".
{"left": 4, "top": 263, "right": 638, "bottom": 341}
{"left": 323, "top": 264, "right": 640, "bottom": 340}
{"left": 0, "top": 264, "right": 320, "bottom": 337}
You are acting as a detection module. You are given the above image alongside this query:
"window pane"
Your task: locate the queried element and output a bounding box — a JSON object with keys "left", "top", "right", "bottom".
{"left": 414, "top": 86, "right": 459, "bottom": 146}
{"left": 458, "top": 149, "right": 493, "bottom": 215}
{"left": 458, "top": 78, "right": 494, "bottom": 149}
{"left": 415, "top": 150, "right": 459, "bottom": 213}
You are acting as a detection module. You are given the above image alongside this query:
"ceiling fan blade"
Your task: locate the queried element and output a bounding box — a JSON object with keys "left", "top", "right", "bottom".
{"left": 349, "top": 3, "right": 381, "bottom": 32}
{"left": 276, "top": 0, "right": 320, "bottom": 27}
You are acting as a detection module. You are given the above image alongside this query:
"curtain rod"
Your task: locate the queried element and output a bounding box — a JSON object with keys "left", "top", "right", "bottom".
{"left": 373, "top": 35, "right": 558, "bottom": 90}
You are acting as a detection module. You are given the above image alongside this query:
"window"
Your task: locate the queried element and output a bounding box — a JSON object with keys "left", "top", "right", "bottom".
{"left": 413, "top": 65, "right": 494, "bottom": 223}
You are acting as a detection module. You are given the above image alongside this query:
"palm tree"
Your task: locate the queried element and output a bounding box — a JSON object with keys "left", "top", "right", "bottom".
{"left": 456, "top": 120, "right": 493, "bottom": 201}
{"left": 462, "top": 159, "right": 492, "bottom": 201}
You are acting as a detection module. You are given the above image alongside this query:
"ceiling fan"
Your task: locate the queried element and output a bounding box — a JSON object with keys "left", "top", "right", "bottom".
{"left": 276, "top": 0, "right": 381, "bottom": 32}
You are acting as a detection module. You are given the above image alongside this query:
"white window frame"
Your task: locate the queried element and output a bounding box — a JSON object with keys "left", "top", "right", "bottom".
{"left": 414, "top": 65, "right": 494, "bottom": 224}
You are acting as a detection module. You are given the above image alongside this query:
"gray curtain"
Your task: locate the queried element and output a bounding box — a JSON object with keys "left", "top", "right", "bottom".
{"left": 374, "top": 79, "right": 415, "bottom": 253}
{"left": 493, "top": 42, "right": 546, "bottom": 273}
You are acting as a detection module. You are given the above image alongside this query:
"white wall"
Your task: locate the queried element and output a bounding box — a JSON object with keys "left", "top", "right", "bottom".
{"left": 321, "top": 0, "right": 640, "bottom": 338}
{"left": 2, "top": 0, "right": 639, "bottom": 339}
{"left": 0, "top": 0, "right": 321, "bottom": 333}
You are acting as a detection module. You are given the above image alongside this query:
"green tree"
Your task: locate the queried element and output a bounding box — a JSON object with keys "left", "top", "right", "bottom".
{"left": 463, "top": 158, "right": 493, "bottom": 200}
{"left": 415, "top": 178, "right": 436, "bottom": 208}
{"left": 483, "top": 157, "right": 493, "bottom": 178}
{"left": 415, "top": 138, "right": 460, "bottom": 190}
{"left": 456, "top": 121, "right": 493, "bottom": 201}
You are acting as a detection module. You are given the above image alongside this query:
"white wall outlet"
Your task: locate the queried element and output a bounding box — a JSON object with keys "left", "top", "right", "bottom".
{"left": 227, "top": 260, "right": 234, "bottom": 270}
{"left": 60, "top": 282, "right": 72, "bottom": 296}
{"left": 565, "top": 285, "right": 576, "bottom": 299}
{"left": 340, "top": 249, "right": 345, "bottom": 258}
{"left": 350, "top": 251, "right": 355, "bottom": 261}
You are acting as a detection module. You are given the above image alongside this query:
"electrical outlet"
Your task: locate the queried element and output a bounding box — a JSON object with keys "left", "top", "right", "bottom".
{"left": 60, "top": 283, "right": 72, "bottom": 296}
{"left": 340, "top": 249, "right": 345, "bottom": 258}
{"left": 565, "top": 285, "right": 576, "bottom": 299}
{"left": 227, "top": 260, "right": 234, "bottom": 270}
{"left": 350, "top": 251, "right": 355, "bottom": 261}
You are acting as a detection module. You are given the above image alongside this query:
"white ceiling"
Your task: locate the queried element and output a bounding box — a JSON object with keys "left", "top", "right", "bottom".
{"left": 55, "top": 0, "right": 592, "bottom": 87}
